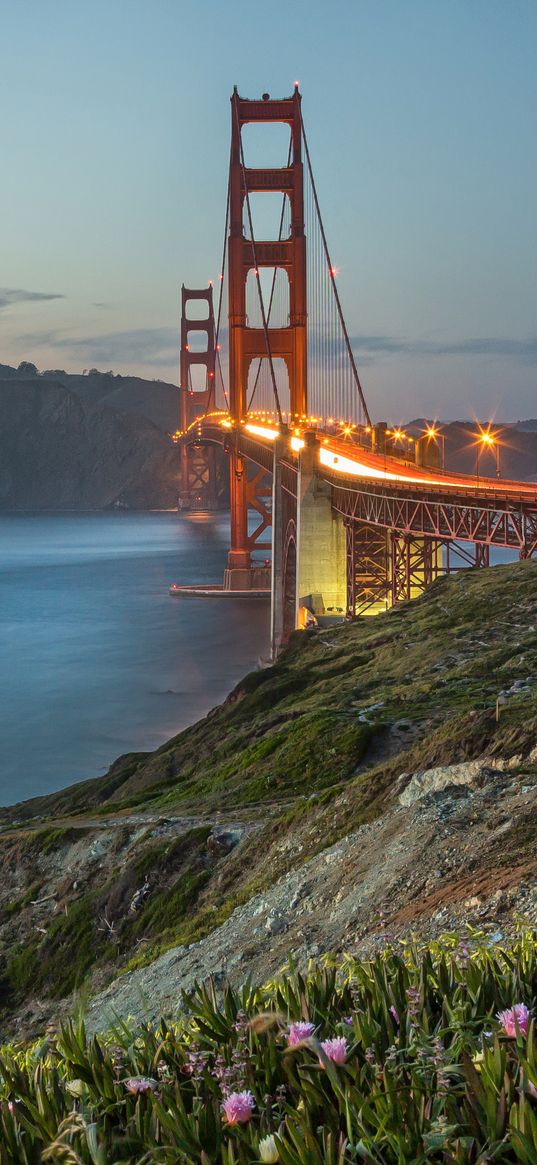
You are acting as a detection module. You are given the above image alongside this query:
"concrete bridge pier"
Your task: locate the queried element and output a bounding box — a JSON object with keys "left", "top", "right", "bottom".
{"left": 270, "top": 430, "right": 292, "bottom": 659}
{"left": 271, "top": 433, "right": 444, "bottom": 652}
{"left": 294, "top": 432, "right": 347, "bottom": 628}
{"left": 271, "top": 430, "right": 346, "bottom": 657}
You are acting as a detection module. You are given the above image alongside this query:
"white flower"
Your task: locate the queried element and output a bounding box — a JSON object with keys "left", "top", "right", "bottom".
{"left": 65, "top": 1079, "right": 87, "bottom": 1097}
{"left": 259, "top": 1133, "right": 279, "bottom": 1162}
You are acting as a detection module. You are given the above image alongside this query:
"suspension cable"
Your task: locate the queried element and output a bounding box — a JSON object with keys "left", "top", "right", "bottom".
{"left": 207, "top": 160, "right": 231, "bottom": 414}
{"left": 235, "top": 105, "right": 283, "bottom": 426}
{"left": 299, "top": 107, "right": 372, "bottom": 428}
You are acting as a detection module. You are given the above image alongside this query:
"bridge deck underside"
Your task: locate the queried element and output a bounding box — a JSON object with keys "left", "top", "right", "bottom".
{"left": 329, "top": 478, "right": 537, "bottom": 556}
{"left": 229, "top": 432, "right": 537, "bottom": 556}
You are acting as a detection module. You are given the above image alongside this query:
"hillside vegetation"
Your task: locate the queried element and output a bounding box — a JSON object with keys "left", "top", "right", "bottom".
{"left": 0, "top": 561, "right": 536, "bottom": 1040}
{"left": 5, "top": 559, "right": 537, "bottom": 823}
{"left": 1, "top": 932, "right": 537, "bottom": 1162}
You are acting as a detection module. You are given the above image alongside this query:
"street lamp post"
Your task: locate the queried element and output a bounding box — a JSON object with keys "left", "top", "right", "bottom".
{"left": 424, "top": 426, "right": 445, "bottom": 469}
{"left": 476, "top": 429, "right": 501, "bottom": 478}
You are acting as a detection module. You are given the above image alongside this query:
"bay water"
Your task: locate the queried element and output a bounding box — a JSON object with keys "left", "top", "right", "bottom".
{"left": 0, "top": 513, "right": 270, "bottom": 805}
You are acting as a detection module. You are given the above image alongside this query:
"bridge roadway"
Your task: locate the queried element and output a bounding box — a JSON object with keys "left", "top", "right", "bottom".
{"left": 188, "top": 412, "right": 537, "bottom": 501}
{"left": 181, "top": 412, "right": 537, "bottom": 646}
{"left": 186, "top": 413, "right": 537, "bottom": 547}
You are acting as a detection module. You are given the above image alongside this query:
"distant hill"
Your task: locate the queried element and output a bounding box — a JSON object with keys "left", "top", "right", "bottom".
{"left": 514, "top": 418, "right": 537, "bottom": 432}
{"left": 0, "top": 377, "right": 181, "bottom": 510}
{"left": 0, "top": 362, "right": 179, "bottom": 432}
{"left": 406, "top": 418, "right": 537, "bottom": 481}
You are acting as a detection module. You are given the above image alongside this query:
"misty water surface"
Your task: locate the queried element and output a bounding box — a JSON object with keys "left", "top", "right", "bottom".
{"left": 0, "top": 512, "right": 270, "bottom": 805}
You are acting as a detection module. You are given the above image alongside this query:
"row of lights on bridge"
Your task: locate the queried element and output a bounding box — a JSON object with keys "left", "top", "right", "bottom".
{"left": 171, "top": 412, "right": 502, "bottom": 473}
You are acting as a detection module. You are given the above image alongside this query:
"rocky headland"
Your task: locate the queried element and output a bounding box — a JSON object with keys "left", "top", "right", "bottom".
{"left": 0, "top": 365, "right": 180, "bottom": 510}
{"left": 1, "top": 560, "right": 536, "bottom": 1040}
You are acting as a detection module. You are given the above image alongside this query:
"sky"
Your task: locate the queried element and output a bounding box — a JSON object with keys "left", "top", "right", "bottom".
{"left": 1, "top": 0, "right": 536, "bottom": 422}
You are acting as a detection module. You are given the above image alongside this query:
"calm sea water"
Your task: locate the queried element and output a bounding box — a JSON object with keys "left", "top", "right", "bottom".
{"left": 0, "top": 513, "right": 270, "bottom": 806}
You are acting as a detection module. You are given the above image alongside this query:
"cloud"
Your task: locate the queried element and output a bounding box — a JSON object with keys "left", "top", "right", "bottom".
{"left": 349, "top": 334, "right": 537, "bottom": 365}
{"left": 15, "top": 320, "right": 537, "bottom": 375}
{"left": 0, "top": 287, "right": 65, "bottom": 310}
{"left": 17, "top": 326, "right": 179, "bottom": 367}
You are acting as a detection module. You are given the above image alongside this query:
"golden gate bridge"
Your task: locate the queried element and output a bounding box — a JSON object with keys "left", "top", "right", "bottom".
{"left": 172, "top": 85, "right": 537, "bottom": 655}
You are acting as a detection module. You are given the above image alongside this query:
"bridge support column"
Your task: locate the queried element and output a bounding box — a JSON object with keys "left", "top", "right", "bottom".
{"left": 347, "top": 523, "right": 390, "bottom": 616}
{"left": 390, "top": 532, "right": 442, "bottom": 605}
{"left": 270, "top": 431, "right": 292, "bottom": 657}
{"left": 295, "top": 434, "right": 346, "bottom": 625}
{"left": 224, "top": 447, "right": 251, "bottom": 588}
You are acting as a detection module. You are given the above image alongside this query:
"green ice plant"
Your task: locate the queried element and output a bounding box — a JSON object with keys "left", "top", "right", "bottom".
{"left": 0, "top": 930, "right": 536, "bottom": 1163}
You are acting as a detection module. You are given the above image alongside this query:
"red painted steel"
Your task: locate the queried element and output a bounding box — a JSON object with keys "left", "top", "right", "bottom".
{"left": 227, "top": 86, "right": 306, "bottom": 573}
{"left": 179, "top": 285, "right": 218, "bottom": 507}
{"left": 179, "top": 285, "right": 216, "bottom": 423}
{"left": 184, "top": 418, "right": 537, "bottom": 612}
{"left": 178, "top": 88, "right": 537, "bottom": 607}
{"left": 329, "top": 479, "right": 537, "bottom": 555}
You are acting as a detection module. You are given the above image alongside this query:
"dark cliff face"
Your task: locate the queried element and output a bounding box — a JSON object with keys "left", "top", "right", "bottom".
{"left": 37, "top": 369, "right": 180, "bottom": 432}
{"left": 0, "top": 379, "right": 181, "bottom": 510}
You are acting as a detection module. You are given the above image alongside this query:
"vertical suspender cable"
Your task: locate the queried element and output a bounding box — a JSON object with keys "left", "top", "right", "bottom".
{"left": 210, "top": 161, "right": 231, "bottom": 413}
{"left": 299, "top": 108, "right": 372, "bottom": 429}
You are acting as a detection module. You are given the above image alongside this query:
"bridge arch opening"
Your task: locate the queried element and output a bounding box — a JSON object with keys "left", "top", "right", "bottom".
{"left": 247, "top": 355, "right": 289, "bottom": 415}
{"left": 246, "top": 266, "right": 290, "bottom": 330}
{"left": 186, "top": 329, "right": 208, "bottom": 353}
{"left": 187, "top": 364, "right": 209, "bottom": 393}
{"left": 240, "top": 121, "right": 291, "bottom": 169}
{"left": 243, "top": 191, "right": 291, "bottom": 242}
{"left": 185, "top": 299, "right": 210, "bottom": 320}
{"left": 282, "top": 520, "right": 297, "bottom": 641}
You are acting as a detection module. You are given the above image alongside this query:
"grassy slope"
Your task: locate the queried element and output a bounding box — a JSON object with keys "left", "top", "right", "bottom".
{"left": 1, "top": 562, "right": 537, "bottom": 1018}
{"left": 4, "top": 560, "right": 537, "bottom": 824}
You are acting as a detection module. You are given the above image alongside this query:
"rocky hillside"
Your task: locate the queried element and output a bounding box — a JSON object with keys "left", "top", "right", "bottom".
{"left": 1, "top": 362, "right": 179, "bottom": 431}
{"left": 1, "top": 561, "right": 536, "bottom": 1039}
{"left": 0, "top": 378, "right": 181, "bottom": 510}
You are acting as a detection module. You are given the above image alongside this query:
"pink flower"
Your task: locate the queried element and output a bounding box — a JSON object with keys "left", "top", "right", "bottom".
{"left": 497, "top": 1004, "right": 531, "bottom": 1038}
{"left": 125, "top": 1076, "right": 158, "bottom": 1094}
{"left": 390, "top": 1005, "right": 400, "bottom": 1025}
{"left": 320, "top": 1037, "right": 348, "bottom": 1065}
{"left": 222, "top": 1090, "right": 255, "bottom": 1125}
{"left": 287, "top": 1021, "right": 315, "bottom": 1046}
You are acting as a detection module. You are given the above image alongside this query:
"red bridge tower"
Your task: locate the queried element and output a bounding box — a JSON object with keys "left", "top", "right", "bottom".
{"left": 179, "top": 284, "right": 225, "bottom": 510}
{"left": 225, "top": 84, "right": 306, "bottom": 588}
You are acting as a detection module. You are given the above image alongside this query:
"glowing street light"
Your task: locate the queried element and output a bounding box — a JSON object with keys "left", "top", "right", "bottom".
{"left": 422, "top": 422, "right": 445, "bottom": 469}
{"left": 476, "top": 426, "right": 501, "bottom": 478}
